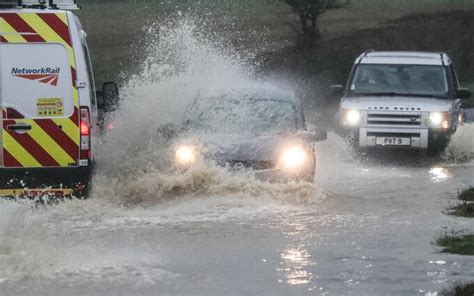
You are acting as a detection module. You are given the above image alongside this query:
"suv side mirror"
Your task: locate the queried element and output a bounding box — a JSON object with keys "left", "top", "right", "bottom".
{"left": 456, "top": 88, "right": 471, "bottom": 100}
{"left": 329, "top": 84, "right": 344, "bottom": 98}
{"left": 97, "top": 81, "right": 119, "bottom": 112}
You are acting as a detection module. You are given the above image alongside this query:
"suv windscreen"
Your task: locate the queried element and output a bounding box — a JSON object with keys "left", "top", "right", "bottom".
{"left": 350, "top": 64, "right": 450, "bottom": 98}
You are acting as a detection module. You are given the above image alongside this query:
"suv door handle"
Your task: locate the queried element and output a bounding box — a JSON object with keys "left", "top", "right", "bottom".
{"left": 7, "top": 124, "right": 32, "bottom": 132}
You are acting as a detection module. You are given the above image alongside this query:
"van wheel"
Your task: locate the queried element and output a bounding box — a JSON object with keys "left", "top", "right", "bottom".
{"left": 73, "top": 189, "right": 89, "bottom": 200}
{"left": 73, "top": 182, "right": 91, "bottom": 200}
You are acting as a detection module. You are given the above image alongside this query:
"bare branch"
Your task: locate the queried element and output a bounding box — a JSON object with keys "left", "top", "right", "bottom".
{"left": 277, "top": 14, "right": 303, "bottom": 35}
{"left": 283, "top": 0, "right": 350, "bottom": 47}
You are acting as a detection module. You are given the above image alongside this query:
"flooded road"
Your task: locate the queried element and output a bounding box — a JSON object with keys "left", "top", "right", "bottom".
{"left": 0, "top": 130, "right": 473, "bottom": 295}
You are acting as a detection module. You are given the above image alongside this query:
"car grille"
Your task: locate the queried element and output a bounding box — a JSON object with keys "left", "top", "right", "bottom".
{"left": 225, "top": 160, "right": 275, "bottom": 171}
{"left": 367, "top": 113, "right": 422, "bottom": 126}
{"left": 367, "top": 132, "right": 421, "bottom": 138}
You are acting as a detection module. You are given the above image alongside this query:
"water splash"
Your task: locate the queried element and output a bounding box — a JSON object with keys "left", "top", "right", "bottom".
{"left": 0, "top": 16, "right": 321, "bottom": 285}
{"left": 443, "top": 123, "right": 474, "bottom": 161}
{"left": 97, "top": 17, "right": 253, "bottom": 175}
{"left": 92, "top": 16, "right": 317, "bottom": 206}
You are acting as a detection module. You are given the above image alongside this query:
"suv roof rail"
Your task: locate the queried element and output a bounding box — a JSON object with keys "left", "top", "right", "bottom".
{"left": 0, "top": 0, "right": 80, "bottom": 10}
{"left": 354, "top": 50, "right": 373, "bottom": 64}
{"left": 440, "top": 52, "right": 452, "bottom": 65}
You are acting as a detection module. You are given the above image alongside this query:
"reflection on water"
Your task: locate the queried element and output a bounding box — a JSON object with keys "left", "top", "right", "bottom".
{"left": 279, "top": 246, "right": 314, "bottom": 285}
{"left": 429, "top": 167, "right": 452, "bottom": 183}
{"left": 277, "top": 215, "right": 316, "bottom": 286}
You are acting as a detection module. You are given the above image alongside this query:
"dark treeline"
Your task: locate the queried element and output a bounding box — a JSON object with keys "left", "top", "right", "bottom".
{"left": 78, "top": 0, "right": 474, "bottom": 114}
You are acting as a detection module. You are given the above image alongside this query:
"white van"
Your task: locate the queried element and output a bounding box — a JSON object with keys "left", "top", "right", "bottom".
{"left": 0, "top": 0, "right": 117, "bottom": 198}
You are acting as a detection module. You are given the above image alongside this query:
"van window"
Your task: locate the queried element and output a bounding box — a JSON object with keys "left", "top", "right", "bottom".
{"left": 82, "top": 43, "right": 96, "bottom": 106}
{"left": 1, "top": 43, "right": 74, "bottom": 118}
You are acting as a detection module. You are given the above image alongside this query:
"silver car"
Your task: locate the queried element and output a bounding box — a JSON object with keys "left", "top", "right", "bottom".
{"left": 334, "top": 51, "right": 471, "bottom": 155}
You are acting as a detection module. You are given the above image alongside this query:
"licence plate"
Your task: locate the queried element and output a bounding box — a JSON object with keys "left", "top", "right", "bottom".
{"left": 376, "top": 137, "right": 411, "bottom": 146}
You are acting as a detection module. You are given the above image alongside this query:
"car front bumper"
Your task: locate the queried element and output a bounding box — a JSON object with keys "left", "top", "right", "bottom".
{"left": 224, "top": 160, "right": 315, "bottom": 182}
{"left": 251, "top": 169, "right": 315, "bottom": 182}
{"left": 359, "top": 127, "right": 428, "bottom": 148}
{"left": 348, "top": 128, "right": 451, "bottom": 149}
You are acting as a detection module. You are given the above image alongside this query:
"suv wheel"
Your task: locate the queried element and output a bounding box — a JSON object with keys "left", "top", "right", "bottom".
{"left": 427, "top": 138, "right": 449, "bottom": 156}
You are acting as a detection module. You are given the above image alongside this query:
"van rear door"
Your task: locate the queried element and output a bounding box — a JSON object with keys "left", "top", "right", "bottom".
{"left": 0, "top": 43, "right": 3, "bottom": 169}
{"left": 1, "top": 42, "right": 79, "bottom": 168}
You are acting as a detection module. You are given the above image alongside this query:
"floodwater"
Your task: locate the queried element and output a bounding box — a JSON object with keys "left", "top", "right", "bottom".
{"left": 0, "top": 129, "right": 472, "bottom": 295}
{"left": 1, "top": 17, "right": 473, "bottom": 296}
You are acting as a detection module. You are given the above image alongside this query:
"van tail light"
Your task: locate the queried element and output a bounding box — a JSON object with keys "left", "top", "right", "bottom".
{"left": 80, "top": 107, "right": 91, "bottom": 160}
{"left": 81, "top": 120, "right": 90, "bottom": 136}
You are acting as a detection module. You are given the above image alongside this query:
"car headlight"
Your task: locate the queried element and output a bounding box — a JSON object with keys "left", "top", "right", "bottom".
{"left": 342, "top": 109, "right": 361, "bottom": 126}
{"left": 279, "top": 146, "right": 307, "bottom": 170}
{"left": 175, "top": 145, "right": 198, "bottom": 165}
{"left": 428, "top": 112, "right": 449, "bottom": 129}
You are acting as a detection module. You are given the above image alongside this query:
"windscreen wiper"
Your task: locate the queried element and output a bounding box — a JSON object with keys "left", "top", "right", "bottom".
{"left": 403, "top": 93, "right": 448, "bottom": 99}
{"left": 360, "top": 92, "right": 406, "bottom": 96}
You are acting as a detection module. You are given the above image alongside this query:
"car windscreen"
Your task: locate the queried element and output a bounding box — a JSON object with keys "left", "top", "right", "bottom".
{"left": 185, "top": 97, "right": 299, "bottom": 135}
{"left": 350, "top": 64, "right": 450, "bottom": 98}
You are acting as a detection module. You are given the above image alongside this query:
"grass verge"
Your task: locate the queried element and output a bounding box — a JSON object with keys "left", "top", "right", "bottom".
{"left": 459, "top": 188, "right": 474, "bottom": 202}
{"left": 437, "top": 234, "right": 474, "bottom": 255}
{"left": 446, "top": 189, "right": 474, "bottom": 218}
{"left": 441, "top": 282, "right": 474, "bottom": 296}
{"left": 448, "top": 202, "right": 474, "bottom": 218}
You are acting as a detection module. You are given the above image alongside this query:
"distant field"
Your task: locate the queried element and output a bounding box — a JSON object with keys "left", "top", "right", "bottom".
{"left": 77, "top": 0, "right": 474, "bottom": 85}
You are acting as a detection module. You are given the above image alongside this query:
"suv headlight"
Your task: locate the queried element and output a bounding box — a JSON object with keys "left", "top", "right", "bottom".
{"left": 428, "top": 112, "right": 450, "bottom": 129}
{"left": 341, "top": 109, "right": 361, "bottom": 126}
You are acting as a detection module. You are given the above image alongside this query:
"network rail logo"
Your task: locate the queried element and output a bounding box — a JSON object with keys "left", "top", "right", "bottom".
{"left": 11, "top": 67, "right": 60, "bottom": 86}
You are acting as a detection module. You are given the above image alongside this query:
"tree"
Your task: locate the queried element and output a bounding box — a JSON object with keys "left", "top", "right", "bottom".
{"left": 284, "top": 0, "right": 350, "bottom": 47}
